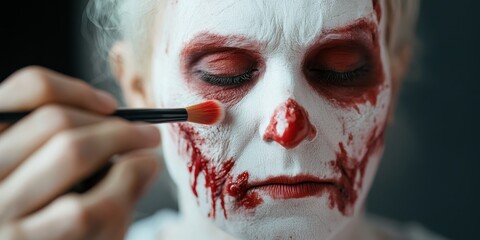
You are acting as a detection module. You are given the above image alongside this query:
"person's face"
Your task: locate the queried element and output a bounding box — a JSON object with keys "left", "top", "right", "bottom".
{"left": 151, "top": 0, "right": 388, "bottom": 238}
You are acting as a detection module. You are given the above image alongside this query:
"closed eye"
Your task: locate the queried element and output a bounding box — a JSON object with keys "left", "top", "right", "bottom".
{"left": 196, "top": 69, "right": 258, "bottom": 86}
{"left": 308, "top": 66, "right": 369, "bottom": 86}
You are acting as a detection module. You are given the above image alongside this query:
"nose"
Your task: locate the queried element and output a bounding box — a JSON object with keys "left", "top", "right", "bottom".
{"left": 263, "top": 98, "right": 317, "bottom": 149}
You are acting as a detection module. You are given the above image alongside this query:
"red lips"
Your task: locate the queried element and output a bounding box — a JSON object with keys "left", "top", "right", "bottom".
{"left": 247, "top": 175, "right": 335, "bottom": 199}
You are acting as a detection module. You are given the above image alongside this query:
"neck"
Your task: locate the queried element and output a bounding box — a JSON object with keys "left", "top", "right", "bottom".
{"left": 330, "top": 210, "right": 378, "bottom": 240}
{"left": 174, "top": 187, "right": 376, "bottom": 240}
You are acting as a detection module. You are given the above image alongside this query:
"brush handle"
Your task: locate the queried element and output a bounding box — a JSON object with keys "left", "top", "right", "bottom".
{"left": 0, "top": 108, "right": 188, "bottom": 124}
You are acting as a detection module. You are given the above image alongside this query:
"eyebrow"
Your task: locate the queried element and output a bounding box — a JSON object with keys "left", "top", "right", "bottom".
{"left": 181, "top": 18, "right": 379, "bottom": 63}
{"left": 180, "top": 32, "right": 264, "bottom": 63}
{"left": 312, "top": 18, "right": 379, "bottom": 48}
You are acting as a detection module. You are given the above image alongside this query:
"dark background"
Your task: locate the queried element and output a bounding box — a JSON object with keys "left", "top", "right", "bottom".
{"left": 1, "top": 1, "right": 479, "bottom": 239}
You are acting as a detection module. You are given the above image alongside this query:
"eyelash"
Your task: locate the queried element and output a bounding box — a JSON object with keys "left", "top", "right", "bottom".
{"left": 197, "top": 69, "right": 258, "bottom": 86}
{"left": 309, "top": 66, "right": 368, "bottom": 86}
{"left": 196, "top": 65, "right": 367, "bottom": 87}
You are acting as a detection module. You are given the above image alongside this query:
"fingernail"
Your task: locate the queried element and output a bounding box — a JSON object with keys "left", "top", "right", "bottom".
{"left": 135, "top": 124, "right": 161, "bottom": 146}
{"left": 94, "top": 90, "right": 117, "bottom": 111}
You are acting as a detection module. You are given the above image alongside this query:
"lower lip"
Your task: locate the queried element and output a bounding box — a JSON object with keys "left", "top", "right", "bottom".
{"left": 253, "top": 182, "right": 332, "bottom": 199}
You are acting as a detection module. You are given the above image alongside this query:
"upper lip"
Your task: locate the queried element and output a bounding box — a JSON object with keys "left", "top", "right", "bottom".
{"left": 247, "top": 175, "right": 336, "bottom": 189}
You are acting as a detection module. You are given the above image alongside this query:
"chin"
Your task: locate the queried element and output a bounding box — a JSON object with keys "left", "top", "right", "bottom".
{"left": 217, "top": 196, "right": 351, "bottom": 240}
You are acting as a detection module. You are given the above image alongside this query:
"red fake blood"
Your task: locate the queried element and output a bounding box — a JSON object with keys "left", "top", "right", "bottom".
{"left": 175, "top": 123, "right": 236, "bottom": 218}
{"left": 263, "top": 98, "right": 317, "bottom": 149}
{"left": 303, "top": 18, "right": 385, "bottom": 113}
{"left": 175, "top": 123, "right": 263, "bottom": 219}
{"left": 327, "top": 127, "right": 385, "bottom": 216}
{"left": 222, "top": 172, "right": 263, "bottom": 218}
{"left": 180, "top": 32, "right": 265, "bottom": 106}
{"left": 372, "top": 0, "right": 382, "bottom": 22}
{"left": 348, "top": 133, "right": 354, "bottom": 145}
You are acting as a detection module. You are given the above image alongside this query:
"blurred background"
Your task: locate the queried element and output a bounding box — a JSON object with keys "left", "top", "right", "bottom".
{"left": 1, "top": 0, "right": 479, "bottom": 239}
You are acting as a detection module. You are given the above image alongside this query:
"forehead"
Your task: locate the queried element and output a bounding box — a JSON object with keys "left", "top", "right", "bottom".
{"left": 168, "top": 0, "right": 376, "bottom": 47}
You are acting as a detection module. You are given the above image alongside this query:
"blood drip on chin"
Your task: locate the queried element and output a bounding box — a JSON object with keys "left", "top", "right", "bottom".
{"left": 222, "top": 172, "right": 263, "bottom": 218}
{"left": 327, "top": 127, "right": 385, "bottom": 216}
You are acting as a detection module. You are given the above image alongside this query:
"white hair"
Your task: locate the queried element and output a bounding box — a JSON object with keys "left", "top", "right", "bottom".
{"left": 86, "top": 0, "right": 420, "bottom": 76}
{"left": 85, "top": 0, "right": 159, "bottom": 73}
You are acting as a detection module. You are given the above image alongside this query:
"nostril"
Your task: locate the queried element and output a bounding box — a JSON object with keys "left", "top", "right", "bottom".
{"left": 263, "top": 98, "right": 317, "bottom": 149}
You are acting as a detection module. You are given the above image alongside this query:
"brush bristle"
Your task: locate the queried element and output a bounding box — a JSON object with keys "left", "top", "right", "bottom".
{"left": 186, "top": 100, "right": 225, "bottom": 125}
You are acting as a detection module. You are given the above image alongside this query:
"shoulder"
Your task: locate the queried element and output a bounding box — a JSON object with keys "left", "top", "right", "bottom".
{"left": 367, "top": 215, "right": 449, "bottom": 240}
{"left": 126, "top": 209, "right": 179, "bottom": 240}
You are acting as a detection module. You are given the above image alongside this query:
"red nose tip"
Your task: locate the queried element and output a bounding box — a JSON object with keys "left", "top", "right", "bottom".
{"left": 263, "top": 98, "right": 317, "bottom": 149}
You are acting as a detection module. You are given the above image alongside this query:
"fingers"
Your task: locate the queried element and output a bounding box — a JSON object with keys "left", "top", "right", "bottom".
{"left": 0, "top": 120, "right": 160, "bottom": 223}
{"left": 0, "top": 66, "right": 117, "bottom": 113}
{"left": 6, "top": 151, "right": 159, "bottom": 240}
{"left": 86, "top": 150, "right": 159, "bottom": 208}
{"left": 0, "top": 105, "right": 106, "bottom": 181}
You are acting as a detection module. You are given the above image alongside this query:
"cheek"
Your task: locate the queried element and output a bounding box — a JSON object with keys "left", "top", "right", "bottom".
{"left": 326, "top": 77, "right": 391, "bottom": 216}
{"left": 328, "top": 122, "right": 386, "bottom": 216}
{"left": 170, "top": 122, "right": 262, "bottom": 219}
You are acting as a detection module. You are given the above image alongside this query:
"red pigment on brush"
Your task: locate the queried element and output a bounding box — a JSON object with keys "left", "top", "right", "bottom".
{"left": 303, "top": 18, "right": 385, "bottom": 113}
{"left": 327, "top": 127, "right": 385, "bottom": 216}
{"left": 175, "top": 123, "right": 262, "bottom": 219}
{"left": 180, "top": 32, "right": 265, "bottom": 106}
{"left": 263, "top": 98, "right": 317, "bottom": 149}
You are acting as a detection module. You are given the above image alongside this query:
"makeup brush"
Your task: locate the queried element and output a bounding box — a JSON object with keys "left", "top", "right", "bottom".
{"left": 0, "top": 100, "right": 225, "bottom": 125}
{"left": 0, "top": 100, "right": 224, "bottom": 193}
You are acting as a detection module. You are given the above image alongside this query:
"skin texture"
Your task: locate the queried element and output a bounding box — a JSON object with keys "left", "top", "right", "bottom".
{"left": 141, "top": 0, "right": 392, "bottom": 239}
{"left": 0, "top": 66, "right": 161, "bottom": 240}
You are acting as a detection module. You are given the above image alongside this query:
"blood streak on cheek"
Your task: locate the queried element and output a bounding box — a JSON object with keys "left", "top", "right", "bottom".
{"left": 304, "top": 19, "right": 385, "bottom": 113}
{"left": 174, "top": 123, "right": 263, "bottom": 219}
{"left": 326, "top": 126, "right": 385, "bottom": 216}
{"left": 372, "top": 0, "right": 382, "bottom": 22}
{"left": 179, "top": 32, "right": 265, "bottom": 106}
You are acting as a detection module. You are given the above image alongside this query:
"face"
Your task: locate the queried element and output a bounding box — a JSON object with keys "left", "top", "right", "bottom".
{"left": 150, "top": 0, "right": 389, "bottom": 239}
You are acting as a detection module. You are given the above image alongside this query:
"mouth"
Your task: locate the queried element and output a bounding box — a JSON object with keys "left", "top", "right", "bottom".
{"left": 247, "top": 175, "right": 336, "bottom": 199}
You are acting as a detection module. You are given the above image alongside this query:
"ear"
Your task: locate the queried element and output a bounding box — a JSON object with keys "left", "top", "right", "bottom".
{"left": 110, "top": 42, "right": 155, "bottom": 108}
{"left": 388, "top": 45, "right": 412, "bottom": 124}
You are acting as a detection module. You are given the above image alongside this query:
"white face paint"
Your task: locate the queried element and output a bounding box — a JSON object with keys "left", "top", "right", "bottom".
{"left": 150, "top": 0, "right": 390, "bottom": 239}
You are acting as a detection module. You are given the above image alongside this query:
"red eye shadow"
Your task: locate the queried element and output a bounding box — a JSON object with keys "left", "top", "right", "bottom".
{"left": 303, "top": 18, "right": 385, "bottom": 113}
{"left": 195, "top": 51, "right": 255, "bottom": 76}
{"left": 180, "top": 32, "right": 265, "bottom": 106}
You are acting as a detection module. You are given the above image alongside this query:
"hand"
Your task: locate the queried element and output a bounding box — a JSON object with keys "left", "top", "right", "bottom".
{"left": 0, "top": 66, "right": 161, "bottom": 240}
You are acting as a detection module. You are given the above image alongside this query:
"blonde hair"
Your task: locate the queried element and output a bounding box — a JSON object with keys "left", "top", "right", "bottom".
{"left": 86, "top": 0, "right": 420, "bottom": 77}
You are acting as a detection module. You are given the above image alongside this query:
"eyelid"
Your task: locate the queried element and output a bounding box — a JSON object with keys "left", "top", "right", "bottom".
{"left": 194, "top": 51, "right": 256, "bottom": 76}
{"left": 305, "top": 44, "right": 371, "bottom": 74}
